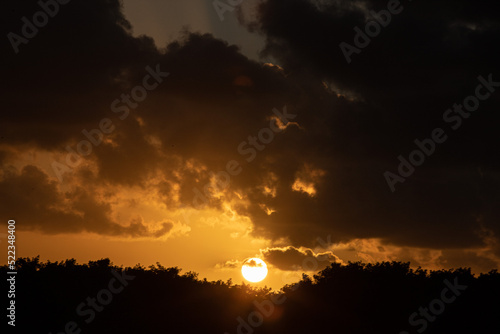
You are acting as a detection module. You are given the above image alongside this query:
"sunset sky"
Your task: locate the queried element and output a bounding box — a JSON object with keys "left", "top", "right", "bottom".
{"left": 1, "top": 0, "right": 499, "bottom": 290}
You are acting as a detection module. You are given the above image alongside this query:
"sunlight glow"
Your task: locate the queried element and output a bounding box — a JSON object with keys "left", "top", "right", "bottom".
{"left": 241, "top": 258, "right": 268, "bottom": 283}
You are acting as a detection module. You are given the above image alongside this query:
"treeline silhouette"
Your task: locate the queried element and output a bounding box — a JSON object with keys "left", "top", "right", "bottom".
{"left": 3, "top": 257, "right": 499, "bottom": 333}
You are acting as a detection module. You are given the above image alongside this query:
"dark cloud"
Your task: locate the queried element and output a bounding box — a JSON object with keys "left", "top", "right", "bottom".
{"left": 244, "top": 0, "right": 500, "bottom": 103}
{"left": 0, "top": 165, "right": 172, "bottom": 237}
{"left": 230, "top": 0, "right": 500, "bottom": 251}
{"left": 0, "top": 0, "right": 159, "bottom": 149}
{"left": 1, "top": 0, "right": 499, "bottom": 269}
{"left": 244, "top": 259, "right": 265, "bottom": 267}
{"left": 261, "top": 246, "right": 342, "bottom": 271}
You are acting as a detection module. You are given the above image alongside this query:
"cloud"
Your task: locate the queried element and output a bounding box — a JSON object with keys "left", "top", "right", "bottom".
{"left": 0, "top": 165, "right": 173, "bottom": 237}
{"left": 216, "top": 259, "right": 241, "bottom": 269}
{"left": 243, "top": 0, "right": 500, "bottom": 103}
{"left": 330, "top": 237, "right": 500, "bottom": 274}
{"left": 0, "top": 0, "right": 499, "bottom": 272}
{"left": 245, "top": 259, "right": 265, "bottom": 267}
{"left": 228, "top": 0, "right": 500, "bottom": 254}
{"left": 1, "top": 0, "right": 159, "bottom": 149}
{"left": 261, "top": 246, "right": 343, "bottom": 271}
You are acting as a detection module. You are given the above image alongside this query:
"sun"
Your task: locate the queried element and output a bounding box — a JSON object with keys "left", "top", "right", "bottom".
{"left": 241, "top": 258, "right": 268, "bottom": 283}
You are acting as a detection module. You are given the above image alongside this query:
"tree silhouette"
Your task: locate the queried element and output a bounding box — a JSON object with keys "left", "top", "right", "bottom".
{"left": 2, "top": 257, "right": 498, "bottom": 333}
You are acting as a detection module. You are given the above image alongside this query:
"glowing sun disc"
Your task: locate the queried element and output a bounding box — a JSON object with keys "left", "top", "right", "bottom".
{"left": 241, "top": 258, "right": 268, "bottom": 283}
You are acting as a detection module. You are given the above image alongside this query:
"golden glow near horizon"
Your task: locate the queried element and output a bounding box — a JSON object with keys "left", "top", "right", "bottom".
{"left": 241, "top": 258, "right": 268, "bottom": 283}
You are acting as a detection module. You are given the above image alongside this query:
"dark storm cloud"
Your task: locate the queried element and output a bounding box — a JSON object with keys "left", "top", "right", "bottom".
{"left": 261, "top": 246, "right": 342, "bottom": 271}
{"left": 230, "top": 0, "right": 500, "bottom": 251}
{"left": 0, "top": 165, "right": 172, "bottom": 237}
{"left": 244, "top": 0, "right": 500, "bottom": 103}
{"left": 0, "top": 0, "right": 499, "bottom": 267}
{"left": 1, "top": 0, "right": 159, "bottom": 149}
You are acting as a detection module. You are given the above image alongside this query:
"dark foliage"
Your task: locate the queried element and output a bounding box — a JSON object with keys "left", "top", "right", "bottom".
{"left": 3, "top": 257, "right": 499, "bottom": 333}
